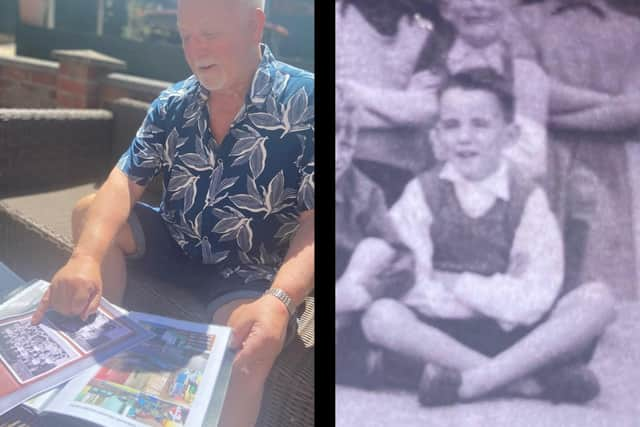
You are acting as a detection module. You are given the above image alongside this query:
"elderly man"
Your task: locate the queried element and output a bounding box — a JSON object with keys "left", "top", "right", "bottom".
{"left": 31, "top": 0, "right": 314, "bottom": 426}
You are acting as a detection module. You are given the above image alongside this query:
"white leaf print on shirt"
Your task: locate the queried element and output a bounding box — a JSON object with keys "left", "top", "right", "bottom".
{"left": 229, "top": 172, "right": 297, "bottom": 218}
{"left": 248, "top": 87, "right": 313, "bottom": 137}
{"left": 212, "top": 206, "right": 254, "bottom": 253}
{"left": 168, "top": 165, "right": 199, "bottom": 213}
{"left": 206, "top": 161, "right": 238, "bottom": 206}
{"left": 229, "top": 126, "right": 268, "bottom": 178}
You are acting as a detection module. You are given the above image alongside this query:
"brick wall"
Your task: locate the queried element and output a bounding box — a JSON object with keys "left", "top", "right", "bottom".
{"left": 0, "top": 50, "right": 170, "bottom": 109}
{"left": 0, "top": 56, "right": 58, "bottom": 108}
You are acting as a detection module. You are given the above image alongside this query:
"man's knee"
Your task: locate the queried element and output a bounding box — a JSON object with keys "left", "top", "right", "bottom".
{"left": 361, "top": 298, "right": 409, "bottom": 344}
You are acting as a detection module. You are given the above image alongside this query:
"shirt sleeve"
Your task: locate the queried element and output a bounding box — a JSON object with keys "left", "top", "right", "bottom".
{"left": 451, "top": 187, "right": 564, "bottom": 329}
{"left": 296, "top": 80, "right": 315, "bottom": 213}
{"left": 389, "top": 179, "right": 477, "bottom": 318}
{"left": 116, "top": 96, "right": 170, "bottom": 186}
{"left": 295, "top": 128, "right": 314, "bottom": 213}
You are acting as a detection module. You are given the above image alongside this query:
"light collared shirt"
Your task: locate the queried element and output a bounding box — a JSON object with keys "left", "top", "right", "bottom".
{"left": 447, "top": 37, "right": 508, "bottom": 76}
{"left": 390, "top": 161, "right": 564, "bottom": 330}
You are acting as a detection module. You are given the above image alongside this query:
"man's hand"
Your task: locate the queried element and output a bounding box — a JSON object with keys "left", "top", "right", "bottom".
{"left": 31, "top": 254, "right": 103, "bottom": 324}
{"left": 227, "top": 295, "right": 290, "bottom": 377}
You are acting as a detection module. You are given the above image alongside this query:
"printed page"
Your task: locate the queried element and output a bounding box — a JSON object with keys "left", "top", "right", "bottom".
{"left": 45, "top": 312, "right": 232, "bottom": 427}
{"left": 0, "top": 295, "right": 152, "bottom": 416}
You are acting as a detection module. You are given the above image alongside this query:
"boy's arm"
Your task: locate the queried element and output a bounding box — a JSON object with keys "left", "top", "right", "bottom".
{"left": 451, "top": 188, "right": 564, "bottom": 328}
{"left": 335, "top": 237, "right": 396, "bottom": 313}
{"left": 336, "top": 70, "right": 441, "bottom": 129}
{"left": 389, "top": 180, "right": 476, "bottom": 318}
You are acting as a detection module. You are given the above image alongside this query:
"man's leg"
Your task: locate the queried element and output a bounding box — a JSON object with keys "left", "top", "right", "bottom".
{"left": 212, "top": 297, "right": 279, "bottom": 427}
{"left": 71, "top": 193, "right": 137, "bottom": 305}
{"left": 458, "top": 281, "right": 616, "bottom": 399}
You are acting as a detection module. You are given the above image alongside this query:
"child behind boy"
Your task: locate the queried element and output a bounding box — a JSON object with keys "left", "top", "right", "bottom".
{"left": 334, "top": 91, "right": 414, "bottom": 387}
{"left": 361, "top": 69, "right": 616, "bottom": 406}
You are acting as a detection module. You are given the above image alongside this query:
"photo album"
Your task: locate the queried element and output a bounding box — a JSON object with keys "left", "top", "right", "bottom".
{"left": 0, "top": 279, "right": 233, "bottom": 427}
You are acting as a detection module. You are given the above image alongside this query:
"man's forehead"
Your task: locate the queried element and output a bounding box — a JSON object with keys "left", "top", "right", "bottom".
{"left": 177, "top": 0, "right": 242, "bottom": 27}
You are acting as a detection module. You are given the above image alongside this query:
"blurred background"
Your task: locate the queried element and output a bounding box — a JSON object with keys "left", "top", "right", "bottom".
{"left": 0, "top": 0, "right": 314, "bottom": 82}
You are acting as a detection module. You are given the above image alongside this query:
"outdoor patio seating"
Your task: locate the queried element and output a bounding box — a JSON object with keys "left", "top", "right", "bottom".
{"left": 0, "top": 101, "right": 314, "bottom": 426}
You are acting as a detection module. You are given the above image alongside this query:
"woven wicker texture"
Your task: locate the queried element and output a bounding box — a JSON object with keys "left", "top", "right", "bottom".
{"left": 0, "top": 109, "right": 113, "bottom": 196}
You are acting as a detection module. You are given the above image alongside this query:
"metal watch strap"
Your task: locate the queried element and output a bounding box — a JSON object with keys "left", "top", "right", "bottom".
{"left": 264, "top": 288, "right": 296, "bottom": 316}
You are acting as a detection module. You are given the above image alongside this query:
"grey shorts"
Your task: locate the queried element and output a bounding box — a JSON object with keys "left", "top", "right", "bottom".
{"left": 127, "top": 202, "right": 300, "bottom": 345}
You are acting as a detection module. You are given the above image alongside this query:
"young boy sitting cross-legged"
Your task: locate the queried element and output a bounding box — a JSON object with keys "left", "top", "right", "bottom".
{"left": 361, "top": 69, "right": 616, "bottom": 406}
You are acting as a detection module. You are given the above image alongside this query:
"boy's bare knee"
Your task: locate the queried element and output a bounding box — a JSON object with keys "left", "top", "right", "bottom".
{"left": 560, "top": 281, "right": 617, "bottom": 325}
{"left": 361, "top": 298, "right": 407, "bottom": 344}
{"left": 71, "top": 193, "right": 97, "bottom": 242}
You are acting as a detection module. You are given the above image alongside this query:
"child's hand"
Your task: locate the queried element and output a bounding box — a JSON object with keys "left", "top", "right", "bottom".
{"left": 335, "top": 282, "right": 373, "bottom": 313}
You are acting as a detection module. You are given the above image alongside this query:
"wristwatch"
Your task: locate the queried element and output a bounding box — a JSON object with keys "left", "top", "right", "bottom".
{"left": 264, "top": 288, "right": 296, "bottom": 316}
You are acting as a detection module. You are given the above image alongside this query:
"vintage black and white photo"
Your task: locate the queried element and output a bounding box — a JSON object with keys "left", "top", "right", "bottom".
{"left": 0, "top": 318, "right": 79, "bottom": 384}
{"left": 46, "top": 309, "right": 134, "bottom": 353}
{"left": 336, "top": 0, "right": 640, "bottom": 425}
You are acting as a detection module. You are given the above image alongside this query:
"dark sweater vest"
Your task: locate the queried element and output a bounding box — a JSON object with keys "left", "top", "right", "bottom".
{"left": 418, "top": 164, "right": 535, "bottom": 276}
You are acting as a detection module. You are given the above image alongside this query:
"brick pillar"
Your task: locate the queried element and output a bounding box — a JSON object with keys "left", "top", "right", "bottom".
{"left": 52, "top": 49, "right": 126, "bottom": 109}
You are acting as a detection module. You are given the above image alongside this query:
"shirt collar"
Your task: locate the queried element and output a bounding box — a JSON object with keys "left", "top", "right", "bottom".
{"left": 440, "top": 160, "right": 510, "bottom": 201}
{"left": 447, "top": 37, "right": 507, "bottom": 75}
{"left": 549, "top": 0, "right": 608, "bottom": 19}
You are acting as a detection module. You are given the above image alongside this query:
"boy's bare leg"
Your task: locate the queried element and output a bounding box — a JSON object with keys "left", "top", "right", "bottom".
{"left": 71, "top": 193, "right": 135, "bottom": 306}
{"left": 458, "top": 281, "right": 616, "bottom": 400}
{"left": 361, "top": 298, "right": 491, "bottom": 371}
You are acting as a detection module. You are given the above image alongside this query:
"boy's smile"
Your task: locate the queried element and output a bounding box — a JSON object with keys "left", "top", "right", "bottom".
{"left": 434, "top": 87, "right": 515, "bottom": 181}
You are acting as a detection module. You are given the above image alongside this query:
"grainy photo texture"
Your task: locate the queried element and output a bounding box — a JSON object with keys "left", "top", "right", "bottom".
{"left": 335, "top": 0, "right": 640, "bottom": 425}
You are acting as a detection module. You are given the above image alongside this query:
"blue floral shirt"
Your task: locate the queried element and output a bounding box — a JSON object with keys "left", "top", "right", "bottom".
{"left": 117, "top": 44, "right": 314, "bottom": 283}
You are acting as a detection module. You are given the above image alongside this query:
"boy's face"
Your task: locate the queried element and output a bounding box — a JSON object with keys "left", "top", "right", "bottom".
{"left": 433, "top": 87, "right": 516, "bottom": 181}
{"left": 336, "top": 113, "right": 357, "bottom": 182}
{"left": 443, "top": 0, "right": 514, "bottom": 47}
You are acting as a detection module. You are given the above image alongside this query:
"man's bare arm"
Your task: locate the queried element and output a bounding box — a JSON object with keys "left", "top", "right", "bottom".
{"left": 73, "top": 168, "right": 146, "bottom": 262}
{"left": 32, "top": 167, "right": 146, "bottom": 323}
{"left": 268, "top": 209, "right": 315, "bottom": 307}
{"left": 227, "top": 209, "right": 314, "bottom": 368}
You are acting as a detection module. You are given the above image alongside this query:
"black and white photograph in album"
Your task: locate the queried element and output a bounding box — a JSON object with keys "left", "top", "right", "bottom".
{"left": 335, "top": 0, "right": 640, "bottom": 425}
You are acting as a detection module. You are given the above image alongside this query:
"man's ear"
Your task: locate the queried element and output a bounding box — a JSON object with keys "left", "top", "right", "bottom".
{"left": 250, "top": 8, "right": 266, "bottom": 43}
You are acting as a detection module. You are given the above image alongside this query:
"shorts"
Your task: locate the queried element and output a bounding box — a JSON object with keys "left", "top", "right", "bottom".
{"left": 126, "top": 202, "right": 299, "bottom": 344}
{"left": 413, "top": 310, "right": 597, "bottom": 363}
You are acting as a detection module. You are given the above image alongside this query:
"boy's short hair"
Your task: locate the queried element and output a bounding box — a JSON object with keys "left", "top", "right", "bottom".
{"left": 438, "top": 68, "right": 516, "bottom": 122}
